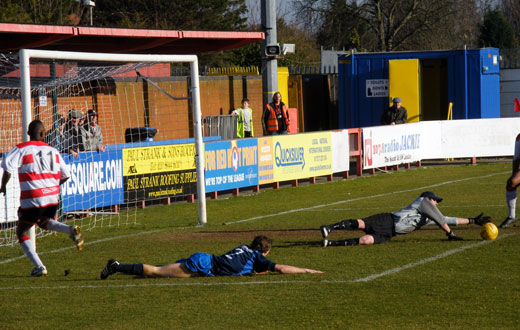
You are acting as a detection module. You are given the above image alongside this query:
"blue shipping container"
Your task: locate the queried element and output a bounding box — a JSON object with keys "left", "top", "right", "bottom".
{"left": 338, "top": 48, "right": 500, "bottom": 128}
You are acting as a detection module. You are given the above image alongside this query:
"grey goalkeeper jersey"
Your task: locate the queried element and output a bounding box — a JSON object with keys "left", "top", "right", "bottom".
{"left": 392, "top": 197, "right": 457, "bottom": 235}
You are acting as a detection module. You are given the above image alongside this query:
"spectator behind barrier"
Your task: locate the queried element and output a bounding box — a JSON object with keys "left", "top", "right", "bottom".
{"left": 381, "top": 97, "right": 408, "bottom": 125}
{"left": 263, "top": 92, "right": 290, "bottom": 135}
{"left": 232, "top": 98, "right": 254, "bottom": 138}
{"left": 45, "top": 114, "right": 66, "bottom": 152}
{"left": 82, "top": 109, "right": 105, "bottom": 152}
{"left": 64, "top": 109, "right": 85, "bottom": 158}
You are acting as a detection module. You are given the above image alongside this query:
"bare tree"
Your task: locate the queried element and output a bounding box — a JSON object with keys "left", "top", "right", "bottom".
{"left": 353, "top": 0, "right": 473, "bottom": 51}
{"left": 401, "top": 0, "right": 481, "bottom": 50}
{"left": 295, "top": 0, "right": 482, "bottom": 51}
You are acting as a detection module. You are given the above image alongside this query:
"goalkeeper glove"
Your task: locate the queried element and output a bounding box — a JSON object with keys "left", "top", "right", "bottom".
{"left": 446, "top": 231, "right": 463, "bottom": 241}
{"left": 468, "top": 212, "right": 492, "bottom": 226}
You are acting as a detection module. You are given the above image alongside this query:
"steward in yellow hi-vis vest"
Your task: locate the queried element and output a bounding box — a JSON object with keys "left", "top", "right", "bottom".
{"left": 263, "top": 92, "right": 290, "bottom": 135}
{"left": 232, "top": 99, "right": 254, "bottom": 138}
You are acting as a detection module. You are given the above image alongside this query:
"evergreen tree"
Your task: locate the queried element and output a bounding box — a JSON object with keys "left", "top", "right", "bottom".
{"left": 315, "top": 0, "right": 366, "bottom": 50}
{"left": 94, "top": 0, "right": 247, "bottom": 31}
{"left": 479, "top": 9, "right": 518, "bottom": 49}
{"left": 231, "top": 42, "right": 262, "bottom": 68}
{"left": 0, "top": 0, "right": 248, "bottom": 30}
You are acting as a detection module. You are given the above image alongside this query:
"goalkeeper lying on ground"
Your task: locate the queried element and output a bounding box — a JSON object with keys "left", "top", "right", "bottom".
{"left": 320, "top": 191, "right": 492, "bottom": 247}
{"left": 100, "top": 235, "right": 322, "bottom": 279}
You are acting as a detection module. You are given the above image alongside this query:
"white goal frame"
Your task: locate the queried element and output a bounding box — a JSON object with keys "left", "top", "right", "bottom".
{"left": 19, "top": 49, "right": 207, "bottom": 226}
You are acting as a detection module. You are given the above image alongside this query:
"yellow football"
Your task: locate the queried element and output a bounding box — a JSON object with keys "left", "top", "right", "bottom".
{"left": 480, "top": 222, "right": 499, "bottom": 240}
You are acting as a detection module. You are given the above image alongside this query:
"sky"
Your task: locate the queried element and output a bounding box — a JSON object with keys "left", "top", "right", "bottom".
{"left": 246, "top": 0, "right": 295, "bottom": 26}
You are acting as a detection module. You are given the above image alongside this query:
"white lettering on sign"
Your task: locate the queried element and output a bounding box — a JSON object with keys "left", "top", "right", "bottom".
{"left": 366, "top": 79, "right": 389, "bottom": 98}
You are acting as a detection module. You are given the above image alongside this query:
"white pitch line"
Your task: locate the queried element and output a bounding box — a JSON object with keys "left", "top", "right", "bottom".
{"left": 0, "top": 233, "right": 514, "bottom": 291}
{"left": 0, "top": 171, "right": 507, "bottom": 266}
{"left": 0, "top": 280, "right": 309, "bottom": 291}
{"left": 306, "top": 204, "right": 505, "bottom": 212}
{"left": 225, "top": 171, "right": 507, "bottom": 225}
{"left": 0, "top": 229, "right": 166, "bottom": 265}
{"left": 350, "top": 234, "right": 512, "bottom": 282}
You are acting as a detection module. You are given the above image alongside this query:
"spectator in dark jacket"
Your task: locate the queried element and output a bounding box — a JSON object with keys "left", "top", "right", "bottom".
{"left": 381, "top": 97, "right": 407, "bottom": 125}
{"left": 64, "top": 109, "right": 85, "bottom": 157}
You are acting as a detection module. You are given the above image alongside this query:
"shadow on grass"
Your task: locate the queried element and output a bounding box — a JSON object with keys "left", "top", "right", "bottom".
{"left": 198, "top": 228, "right": 319, "bottom": 234}
{"left": 275, "top": 240, "right": 324, "bottom": 248}
{"left": 0, "top": 274, "right": 29, "bottom": 278}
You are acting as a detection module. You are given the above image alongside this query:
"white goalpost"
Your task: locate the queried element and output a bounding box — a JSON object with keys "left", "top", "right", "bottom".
{"left": 0, "top": 49, "right": 207, "bottom": 247}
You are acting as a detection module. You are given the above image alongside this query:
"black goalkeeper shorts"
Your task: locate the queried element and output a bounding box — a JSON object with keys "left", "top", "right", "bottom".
{"left": 362, "top": 213, "right": 395, "bottom": 244}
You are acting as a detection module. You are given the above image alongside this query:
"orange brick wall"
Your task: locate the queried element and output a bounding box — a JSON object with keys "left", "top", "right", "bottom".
{"left": 0, "top": 75, "right": 264, "bottom": 153}
{"left": 199, "top": 76, "right": 263, "bottom": 136}
{"left": 0, "top": 98, "right": 23, "bottom": 153}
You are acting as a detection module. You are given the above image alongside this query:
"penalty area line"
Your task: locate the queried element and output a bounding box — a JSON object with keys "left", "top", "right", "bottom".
{"left": 0, "top": 233, "right": 514, "bottom": 291}
{"left": 349, "top": 233, "right": 513, "bottom": 283}
{"left": 0, "top": 229, "right": 167, "bottom": 266}
{"left": 225, "top": 171, "right": 507, "bottom": 225}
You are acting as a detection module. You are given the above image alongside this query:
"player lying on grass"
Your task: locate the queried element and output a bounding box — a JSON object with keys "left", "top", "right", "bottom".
{"left": 100, "top": 235, "right": 323, "bottom": 279}
{"left": 320, "top": 191, "right": 492, "bottom": 247}
{"left": 0, "top": 120, "right": 83, "bottom": 277}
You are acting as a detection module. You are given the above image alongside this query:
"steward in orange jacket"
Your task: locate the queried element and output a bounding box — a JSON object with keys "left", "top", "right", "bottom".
{"left": 263, "top": 92, "right": 290, "bottom": 135}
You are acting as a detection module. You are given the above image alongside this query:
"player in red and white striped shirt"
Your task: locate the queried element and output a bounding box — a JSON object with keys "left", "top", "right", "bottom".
{"left": 501, "top": 133, "right": 520, "bottom": 228}
{"left": 0, "top": 120, "right": 84, "bottom": 277}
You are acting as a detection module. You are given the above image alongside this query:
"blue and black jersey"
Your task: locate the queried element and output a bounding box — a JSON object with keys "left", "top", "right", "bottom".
{"left": 212, "top": 244, "right": 276, "bottom": 276}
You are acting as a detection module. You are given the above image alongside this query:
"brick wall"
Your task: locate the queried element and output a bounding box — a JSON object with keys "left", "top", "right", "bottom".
{"left": 199, "top": 75, "right": 263, "bottom": 136}
{"left": 0, "top": 74, "right": 265, "bottom": 152}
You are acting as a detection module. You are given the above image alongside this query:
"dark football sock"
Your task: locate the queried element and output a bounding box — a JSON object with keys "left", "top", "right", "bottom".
{"left": 344, "top": 238, "right": 360, "bottom": 246}
{"left": 331, "top": 219, "right": 359, "bottom": 230}
{"left": 328, "top": 238, "right": 359, "bottom": 246}
{"left": 116, "top": 263, "right": 144, "bottom": 276}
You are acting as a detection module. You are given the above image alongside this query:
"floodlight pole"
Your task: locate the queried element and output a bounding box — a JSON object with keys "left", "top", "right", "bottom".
{"left": 261, "top": 0, "right": 278, "bottom": 111}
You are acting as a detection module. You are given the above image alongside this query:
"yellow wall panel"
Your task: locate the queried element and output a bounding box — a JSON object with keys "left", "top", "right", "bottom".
{"left": 277, "top": 67, "right": 290, "bottom": 107}
{"left": 389, "top": 59, "right": 420, "bottom": 122}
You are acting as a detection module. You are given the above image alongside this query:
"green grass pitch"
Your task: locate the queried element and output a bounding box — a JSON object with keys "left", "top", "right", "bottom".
{"left": 1, "top": 163, "right": 519, "bottom": 329}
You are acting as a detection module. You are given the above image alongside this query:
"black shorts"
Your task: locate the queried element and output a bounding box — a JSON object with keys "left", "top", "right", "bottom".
{"left": 17, "top": 205, "right": 58, "bottom": 235}
{"left": 507, "top": 175, "right": 520, "bottom": 190}
{"left": 362, "top": 213, "right": 395, "bottom": 244}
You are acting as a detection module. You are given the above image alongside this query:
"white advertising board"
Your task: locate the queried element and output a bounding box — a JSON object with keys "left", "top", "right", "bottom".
{"left": 363, "top": 118, "right": 520, "bottom": 169}
{"left": 0, "top": 168, "right": 20, "bottom": 224}
{"left": 363, "top": 122, "right": 441, "bottom": 169}
{"left": 440, "top": 118, "right": 520, "bottom": 157}
{"left": 332, "top": 130, "right": 350, "bottom": 172}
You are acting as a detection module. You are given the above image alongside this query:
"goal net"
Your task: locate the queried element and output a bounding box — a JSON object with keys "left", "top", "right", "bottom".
{"left": 0, "top": 49, "right": 206, "bottom": 247}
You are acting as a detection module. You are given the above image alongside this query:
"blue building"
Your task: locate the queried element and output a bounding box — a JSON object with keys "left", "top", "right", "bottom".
{"left": 338, "top": 48, "right": 500, "bottom": 128}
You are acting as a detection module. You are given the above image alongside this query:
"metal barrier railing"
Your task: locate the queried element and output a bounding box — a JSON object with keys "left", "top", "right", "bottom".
{"left": 202, "top": 115, "right": 237, "bottom": 140}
